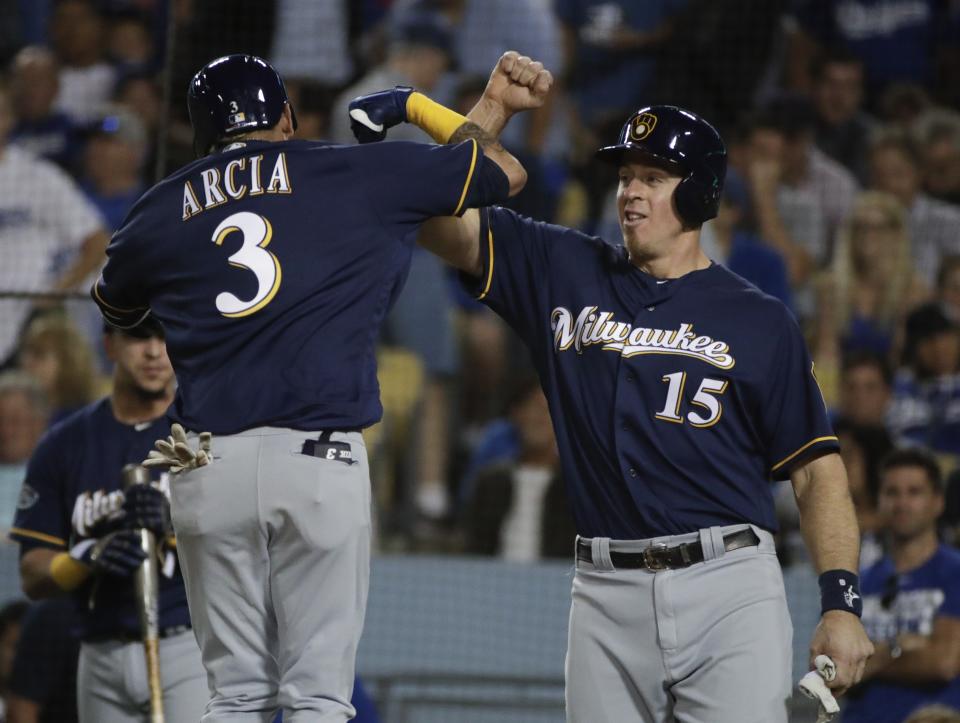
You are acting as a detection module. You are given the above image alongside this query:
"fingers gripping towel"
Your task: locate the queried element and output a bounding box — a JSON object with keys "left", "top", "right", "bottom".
{"left": 798, "top": 655, "right": 839, "bottom": 723}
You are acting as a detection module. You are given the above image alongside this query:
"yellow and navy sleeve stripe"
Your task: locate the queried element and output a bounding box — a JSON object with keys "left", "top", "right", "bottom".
{"left": 9, "top": 527, "right": 67, "bottom": 548}
{"left": 771, "top": 435, "right": 839, "bottom": 473}
{"left": 477, "top": 222, "right": 495, "bottom": 301}
{"left": 91, "top": 277, "right": 148, "bottom": 314}
{"left": 451, "top": 138, "right": 479, "bottom": 217}
{"left": 91, "top": 278, "right": 151, "bottom": 328}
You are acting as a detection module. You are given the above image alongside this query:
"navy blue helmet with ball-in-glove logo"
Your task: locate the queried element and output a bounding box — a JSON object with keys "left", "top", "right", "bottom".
{"left": 187, "top": 54, "right": 298, "bottom": 157}
{"left": 596, "top": 105, "right": 727, "bottom": 227}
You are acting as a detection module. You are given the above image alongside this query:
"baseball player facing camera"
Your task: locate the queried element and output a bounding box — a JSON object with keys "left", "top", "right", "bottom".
{"left": 93, "top": 52, "right": 542, "bottom": 721}
{"left": 10, "top": 319, "right": 207, "bottom": 722}
{"left": 350, "top": 62, "right": 873, "bottom": 721}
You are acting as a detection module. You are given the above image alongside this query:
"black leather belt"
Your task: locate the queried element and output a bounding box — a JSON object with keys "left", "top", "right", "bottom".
{"left": 84, "top": 624, "right": 192, "bottom": 644}
{"left": 576, "top": 528, "right": 760, "bottom": 571}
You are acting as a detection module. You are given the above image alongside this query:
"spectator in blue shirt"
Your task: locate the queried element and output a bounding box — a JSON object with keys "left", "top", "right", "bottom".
{"left": 887, "top": 303, "right": 960, "bottom": 458}
{"left": 845, "top": 447, "right": 960, "bottom": 722}
{"left": 701, "top": 168, "right": 794, "bottom": 310}
{"left": 788, "top": 0, "right": 960, "bottom": 108}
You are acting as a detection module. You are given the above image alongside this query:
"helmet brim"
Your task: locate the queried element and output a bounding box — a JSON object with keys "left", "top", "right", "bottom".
{"left": 595, "top": 145, "right": 685, "bottom": 174}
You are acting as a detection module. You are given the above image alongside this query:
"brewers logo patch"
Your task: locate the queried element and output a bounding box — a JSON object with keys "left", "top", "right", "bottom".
{"left": 629, "top": 113, "right": 657, "bottom": 141}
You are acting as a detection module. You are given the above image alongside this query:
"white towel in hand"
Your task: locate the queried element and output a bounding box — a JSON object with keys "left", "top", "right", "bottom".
{"left": 798, "top": 655, "right": 840, "bottom": 723}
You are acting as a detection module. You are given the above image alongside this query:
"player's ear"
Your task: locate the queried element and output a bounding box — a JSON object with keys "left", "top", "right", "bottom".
{"left": 279, "top": 104, "right": 295, "bottom": 139}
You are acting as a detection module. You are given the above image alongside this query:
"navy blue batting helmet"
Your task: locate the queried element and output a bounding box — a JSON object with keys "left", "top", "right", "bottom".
{"left": 187, "top": 54, "right": 297, "bottom": 157}
{"left": 596, "top": 105, "right": 727, "bottom": 227}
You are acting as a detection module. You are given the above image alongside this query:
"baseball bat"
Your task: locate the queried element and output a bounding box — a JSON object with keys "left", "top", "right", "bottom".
{"left": 122, "top": 464, "right": 165, "bottom": 723}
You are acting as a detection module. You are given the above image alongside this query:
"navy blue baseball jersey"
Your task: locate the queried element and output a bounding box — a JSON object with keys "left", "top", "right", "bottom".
{"left": 93, "top": 138, "right": 507, "bottom": 434}
{"left": 10, "top": 399, "right": 189, "bottom": 639}
{"left": 844, "top": 545, "right": 960, "bottom": 722}
{"left": 463, "top": 207, "right": 839, "bottom": 538}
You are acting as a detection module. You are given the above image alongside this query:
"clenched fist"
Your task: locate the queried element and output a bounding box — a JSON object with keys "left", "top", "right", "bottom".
{"left": 482, "top": 51, "right": 553, "bottom": 116}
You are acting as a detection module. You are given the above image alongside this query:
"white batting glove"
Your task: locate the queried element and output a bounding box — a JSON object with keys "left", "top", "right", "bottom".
{"left": 798, "top": 655, "right": 840, "bottom": 723}
{"left": 143, "top": 423, "right": 213, "bottom": 474}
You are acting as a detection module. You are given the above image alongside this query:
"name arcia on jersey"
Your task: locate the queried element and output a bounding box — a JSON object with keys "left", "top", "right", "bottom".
{"left": 182, "top": 151, "right": 292, "bottom": 221}
{"left": 551, "top": 306, "right": 736, "bottom": 369}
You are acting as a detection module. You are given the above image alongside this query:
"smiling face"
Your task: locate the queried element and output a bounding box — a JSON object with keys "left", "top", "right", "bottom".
{"left": 616, "top": 157, "right": 686, "bottom": 262}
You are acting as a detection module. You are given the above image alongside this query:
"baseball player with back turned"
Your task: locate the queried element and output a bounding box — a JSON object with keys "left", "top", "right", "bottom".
{"left": 348, "top": 68, "right": 874, "bottom": 721}
{"left": 90, "top": 53, "right": 538, "bottom": 722}
{"left": 9, "top": 317, "right": 207, "bottom": 722}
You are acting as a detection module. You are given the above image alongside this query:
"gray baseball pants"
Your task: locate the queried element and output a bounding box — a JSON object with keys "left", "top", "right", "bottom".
{"left": 566, "top": 524, "right": 793, "bottom": 723}
{"left": 170, "top": 428, "right": 370, "bottom": 723}
{"left": 78, "top": 629, "right": 207, "bottom": 722}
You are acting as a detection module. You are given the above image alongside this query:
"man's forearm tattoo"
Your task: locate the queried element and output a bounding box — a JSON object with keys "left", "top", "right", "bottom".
{"left": 449, "top": 122, "right": 505, "bottom": 152}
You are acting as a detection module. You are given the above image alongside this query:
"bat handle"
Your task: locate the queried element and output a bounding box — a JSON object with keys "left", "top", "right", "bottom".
{"left": 122, "top": 463, "right": 151, "bottom": 489}
{"left": 123, "top": 464, "right": 165, "bottom": 722}
{"left": 144, "top": 637, "right": 165, "bottom": 722}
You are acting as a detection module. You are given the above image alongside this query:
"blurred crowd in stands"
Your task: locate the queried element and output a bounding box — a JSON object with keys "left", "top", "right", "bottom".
{"left": 0, "top": 0, "right": 959, "bottom": 561}
{"left": 0, "top": 0, "right": 959, "bottom": 718}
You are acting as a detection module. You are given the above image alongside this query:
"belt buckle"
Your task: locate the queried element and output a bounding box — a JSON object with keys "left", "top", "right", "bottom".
{"left": 642, "top": 543, "right": 670, "bottom": 570}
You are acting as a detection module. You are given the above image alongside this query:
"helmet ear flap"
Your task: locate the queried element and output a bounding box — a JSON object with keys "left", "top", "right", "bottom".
{"left": 674, "top": 172, "right": 721, "bottom": 227}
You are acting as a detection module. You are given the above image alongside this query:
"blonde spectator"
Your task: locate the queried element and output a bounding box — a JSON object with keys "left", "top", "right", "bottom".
{"left": 17, "top": 314, "right": 100, "bottom": 425}
{"left": 813, "top": 192, "right": 928, "bottom": 403}
{"left": 870, "top": 131, "right": 960, "bottom": 286}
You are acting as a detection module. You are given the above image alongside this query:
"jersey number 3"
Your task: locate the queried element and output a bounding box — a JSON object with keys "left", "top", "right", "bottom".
{"left": 211, "top": 211, "right": 282, "bottom": 317}
{"left": 655, "top": 372, "right": 728, "bottom": 427}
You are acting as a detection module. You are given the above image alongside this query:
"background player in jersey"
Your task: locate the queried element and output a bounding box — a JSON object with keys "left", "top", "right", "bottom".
{"left": 91, "top": 53, "right": 547, "bottom": 721}
{"left": 9, "top": 318, "right": 208, "bottom": 722}
{"left": 349, "top": 82, "right": 873, "bottom": 721}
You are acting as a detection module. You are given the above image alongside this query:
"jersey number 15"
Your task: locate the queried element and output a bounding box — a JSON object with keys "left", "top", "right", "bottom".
{"left": 655, "top": 372, "right": 728, "bottom": 427}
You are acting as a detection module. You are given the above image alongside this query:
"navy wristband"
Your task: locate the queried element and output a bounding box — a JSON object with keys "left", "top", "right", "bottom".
{"left": 819, "top": 569, "right": 862, "bottom": 617}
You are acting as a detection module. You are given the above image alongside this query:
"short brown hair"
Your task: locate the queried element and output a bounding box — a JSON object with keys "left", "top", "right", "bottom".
{"left": 879, "top": 447, "right": 943, "bottom": 494}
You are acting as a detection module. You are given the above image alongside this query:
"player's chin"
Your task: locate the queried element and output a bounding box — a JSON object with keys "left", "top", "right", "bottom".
{"left": 134, "top": 375, "right": 172, "bottom": 397}
{"left": 622, "top": 232, "right": 653, "bottom": 260}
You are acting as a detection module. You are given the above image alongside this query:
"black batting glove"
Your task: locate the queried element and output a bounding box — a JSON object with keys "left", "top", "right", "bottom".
{"left": 85, "top": 510, "right": 126, "bottom": 539}
{"left": 76, "top": 530, "right": 147, "bottom": 577}
{"left": 348, "top": 86, "right": 413, "bottom": 143}
{"left": 121, "top": 485, "right": 171, "bottom": 538}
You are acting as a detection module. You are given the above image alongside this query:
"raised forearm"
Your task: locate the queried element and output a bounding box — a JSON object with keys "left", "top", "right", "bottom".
{"left": 752, "top": 193, "right": 813, "bottom": 286}
{"left": 466, "top": 96, "right": 512, "bottom": 142}
{"left": 54, "top": 230, "right": 109, "bottom": 292}
{"left": 447, "top": 119, "right": 526, "bottom": 197}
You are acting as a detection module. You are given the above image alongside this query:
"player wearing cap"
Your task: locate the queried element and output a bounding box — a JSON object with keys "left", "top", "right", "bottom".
{"left": 10, "top": 320, "right": 207, "bottom": 723}
{"left": 349, "top": 83, "right": 874, "bottom": 719}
